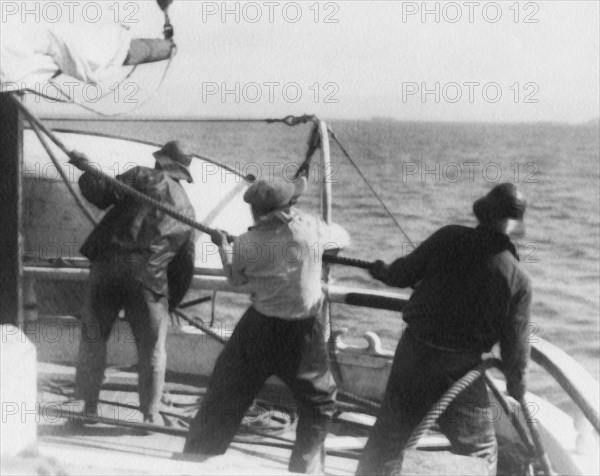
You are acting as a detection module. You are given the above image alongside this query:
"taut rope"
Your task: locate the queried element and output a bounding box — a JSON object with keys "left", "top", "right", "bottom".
{"left": 26, "top": 116, "right": 98, "bottom": 227}
{"left": 14, "top": 96, "right": 219, "bottom": 237}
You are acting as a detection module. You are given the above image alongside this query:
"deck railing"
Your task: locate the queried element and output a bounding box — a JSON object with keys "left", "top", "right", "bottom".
{"left": 23, "top": 264, "right": 599, "bottom": 436}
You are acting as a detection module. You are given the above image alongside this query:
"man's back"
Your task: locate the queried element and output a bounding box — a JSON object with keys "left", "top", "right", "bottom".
{"left": 79, "top": 165, "right": 195, "bottom": 296}
{"left": 228, "top": 208, "right": 350, "bottom": 319}
{"left": 384, "top": 225, "right": 531, "bottom": 351}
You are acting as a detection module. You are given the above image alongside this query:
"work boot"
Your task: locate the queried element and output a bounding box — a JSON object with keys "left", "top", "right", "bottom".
{"left": 144, "top": 413, "right": 163, "bottom": 425}
{"left": 135, "top": 413, "right": 164, "bottom": 436}
{"left": 83, "top": 403, "right": 100, "bottom": 423}
{"left": 65, "top": 402, "right": 99, "bottom": 429}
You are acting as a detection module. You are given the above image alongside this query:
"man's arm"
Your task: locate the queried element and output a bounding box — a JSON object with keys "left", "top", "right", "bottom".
{"left": 500, "top": 278, "right": 533, "bottom": 401}
{"left": 211, "top": 230, "right": 248, "bottom": 287}
{"left": 371, "top": 229, "right": 441, "bottom": 288}
{"left": 317, "top": 219, "right": 351, "bottom": 256}
{"left": 77, "top": 160, "right": 142, "bottom": 210}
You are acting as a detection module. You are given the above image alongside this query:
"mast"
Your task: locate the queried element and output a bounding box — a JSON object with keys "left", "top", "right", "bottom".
{"left": 318, "top": 119, "right": 333, "bottom": 341}
{"left": 0, "top": 93, "right": 23, "bottom": 326}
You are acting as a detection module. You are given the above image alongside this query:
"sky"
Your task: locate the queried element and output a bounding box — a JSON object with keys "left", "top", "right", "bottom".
{"left": 5, "top": 0, "right": 600, "bottom": 122}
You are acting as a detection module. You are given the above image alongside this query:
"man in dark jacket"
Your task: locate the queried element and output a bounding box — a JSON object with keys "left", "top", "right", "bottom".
{"left": 71, "top": 140, "right": 196, "bottom": 425}
{"left": 356, "top": 183, "right": 532, "bottom": 476}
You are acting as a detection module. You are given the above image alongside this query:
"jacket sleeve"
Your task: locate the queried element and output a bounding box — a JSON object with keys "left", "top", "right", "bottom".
{"left": 78, "top": 167, "right": 141, "bottom": 210}
{"left": 500, "top": 275, "right": 533, "bottom": 399}
{"left": 380, "top": 229, "right": 441, "bottom": 288}
{"left": 78, "top": 172, "right": 119, "bottom": 210}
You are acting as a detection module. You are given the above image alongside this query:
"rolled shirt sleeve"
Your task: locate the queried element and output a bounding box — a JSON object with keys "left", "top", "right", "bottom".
{"left": 219, "top": 238, "right": 249, "bottom": 287}
{"left": 318, "top": 220, "right": 351, "bottom": 252}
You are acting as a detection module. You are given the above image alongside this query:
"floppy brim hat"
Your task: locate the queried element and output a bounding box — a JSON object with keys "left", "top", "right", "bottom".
{"left": 244, "top": 176, "right": 308, "bottom": 213}
{"left": 153, "top": 140, "right": 193, "bottom": 168}
{"left": 473, "top": 183, "right": 527, "bottom": 222}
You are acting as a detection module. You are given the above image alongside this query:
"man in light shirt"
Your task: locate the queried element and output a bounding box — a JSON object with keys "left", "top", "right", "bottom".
{"left": 184, "top": 176, "right": 350, "bottom": 474}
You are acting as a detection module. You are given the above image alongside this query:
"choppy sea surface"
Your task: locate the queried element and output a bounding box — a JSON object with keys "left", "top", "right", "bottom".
{"left": 49, "top": 119, "right": 600, "bottom": 410}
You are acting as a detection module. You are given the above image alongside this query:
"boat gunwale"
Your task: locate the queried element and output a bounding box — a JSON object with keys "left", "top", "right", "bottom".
{"left": 23, "top": 264, "right": 600, "bottom": 438}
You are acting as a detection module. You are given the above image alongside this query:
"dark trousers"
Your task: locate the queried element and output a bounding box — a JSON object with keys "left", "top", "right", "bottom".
{"left": 74, "top": 262, "right": 169, "bottom": 418}
{"left": 356, "top": 331, "right": 498, "bottom": 476}
{"left": 184, "top": 306, "right": 337, "bottom": 475}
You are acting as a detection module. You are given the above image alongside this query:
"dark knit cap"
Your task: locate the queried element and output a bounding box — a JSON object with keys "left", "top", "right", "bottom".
{"left": 473, "top": 183, "right": 527, "bottom": 222}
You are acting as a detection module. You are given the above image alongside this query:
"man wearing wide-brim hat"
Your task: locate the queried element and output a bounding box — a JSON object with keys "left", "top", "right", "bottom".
{"left": 70, "top": 140, "right": 197, "bottom": 426}
{"left": 184, "top": 175, "right": 351, "bottom": 474}
{"left": 357, "top": 183, "right": 532, "bottom": 476}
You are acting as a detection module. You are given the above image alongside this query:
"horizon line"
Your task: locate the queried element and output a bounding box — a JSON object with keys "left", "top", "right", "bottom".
{"left": 40, "top": 116, "right": 600, "bottom": 126}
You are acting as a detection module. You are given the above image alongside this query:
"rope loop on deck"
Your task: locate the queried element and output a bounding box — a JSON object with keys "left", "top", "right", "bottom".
{"left": 403, "top": 359, "right": 502, "bottom": 452}
{"left": 389, "top": 358, "right": 552, "bottom": 476}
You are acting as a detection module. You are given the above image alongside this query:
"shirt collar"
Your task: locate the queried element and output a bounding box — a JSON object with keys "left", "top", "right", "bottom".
{"left": 155, "top": 161, "right": 194, "bottom": 183}
{"left": 250, "top": 207, "right": 294, "bottom": 231}
{"left": 475, "top": 225, "right": 520, "bottom": 261}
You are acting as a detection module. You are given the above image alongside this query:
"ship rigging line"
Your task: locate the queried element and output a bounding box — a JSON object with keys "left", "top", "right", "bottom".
{"left": 26, "top": 115, "right": 98, "bottom": 227}
{"left": 327, "top": 127, "right": 414, "bottom": 246}
{"left": 16, "top": 100, "right": 386, "bottom": 272}
{"left": 13, "top": 96, "right": 219, "bottom": 237}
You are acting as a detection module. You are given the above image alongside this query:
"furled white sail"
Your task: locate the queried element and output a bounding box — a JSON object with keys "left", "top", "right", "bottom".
{"left": 0, "top": 22, "right": 132, "bottom": 92}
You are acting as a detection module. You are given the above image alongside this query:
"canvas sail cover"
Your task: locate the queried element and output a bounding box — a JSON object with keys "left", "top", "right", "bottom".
{"left": 0, "top": 22, "right": 132, "bottom": 92}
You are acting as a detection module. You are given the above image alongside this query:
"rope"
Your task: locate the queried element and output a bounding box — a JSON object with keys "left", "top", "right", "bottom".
{"left": 40, "top": 403, "right": 361, "bottom": 459}
{"left": 327, "top": 127, "right": 414, "bottom": 246}
{"left": 484, "top": 375, "right": 536, "bottom": 456}
{"left": 38, "top": 390, "right": 362, "bottom": 459}
{"left": 172, "top": 308, "right": 227, "bottom": 345}
{"left": 336, "top": 391, "right": 381, "bottom": 415}
{"left": 173, "top": 307, "right": 381, "bottom": 414}
{"left": 168, "top": 115, "right": 317, "bottom": 126}
{"left": 178, "top": 296, "right": 212, "bottom": 309}
{"left": 295, "top": 122, "right": 321, "bottom": 179}
{"left": 403, "top": 359, "right": 502, "bottom": 451}
{"left": 487, "top": 379, "right": 553, "bottom": 475}
{"left": 323, "top": 254, "right": 374, "bottom": 270}
{"left": 20, "top": 101, "right": 382, "bottom": 418}
{"left": 12, "top": 96, "right": 219, "bottom": 238}
{"left": 26, "top": 116, "right": 98, "bottom": 227}
{"left": 520, "top": 399, "right": 553, "bottom": 476}
{"left": 40, "top": 378, "right": 193, "bottom": 424}
{"left": 392, "top": 359, "right": 552, "bottom": 476}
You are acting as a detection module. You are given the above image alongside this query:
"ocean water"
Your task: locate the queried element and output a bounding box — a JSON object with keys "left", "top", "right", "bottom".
{"left": 48, "top": 118, "right": 600, "bottom": 409}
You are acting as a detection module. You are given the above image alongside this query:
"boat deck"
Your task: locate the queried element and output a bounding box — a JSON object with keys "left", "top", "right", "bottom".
{"left": 30, "top": 362, "right": 362, "bottom": 476}
{"left": 36, "top": 427, "right": 357, "bottom": 475}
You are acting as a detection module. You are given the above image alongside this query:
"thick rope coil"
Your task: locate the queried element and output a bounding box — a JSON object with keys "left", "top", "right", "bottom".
{"left": 484, "top": 375, "right": 537, "bottom": 456}
{"left": 402, "top": 359, "right": 503, "bottom": 453}
{"left": 388, "top": 358, "right": 552, "bottom": 476}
